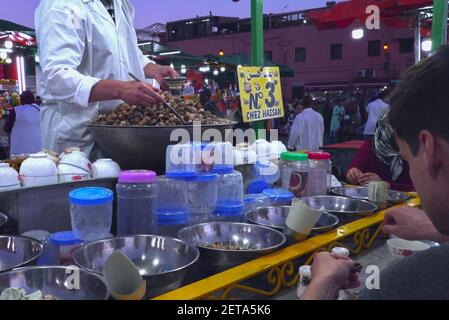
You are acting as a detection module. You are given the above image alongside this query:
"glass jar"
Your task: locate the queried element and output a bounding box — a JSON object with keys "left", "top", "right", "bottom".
{"left": 69, "top": 187, "right": 114, "bottom": 242}
{"left": 263, "top": 188, "right": 294, "bottom": 207}
{"left": 116, "top": 170, "right": 158, "bottom": 236}
{"left": 186, "top": 173, "right": 218, "bottom": 224}
{"left": 307, "top": 152, "right": 332, "bottom": 196}
{"left": 156, "top": 176, "right": 189, "bottom": 235}
{"left": 49, "top": 231, "right": 83, "bottom": 266}
{"left": 279, "top": 152, "right": 309, "bottom": 197}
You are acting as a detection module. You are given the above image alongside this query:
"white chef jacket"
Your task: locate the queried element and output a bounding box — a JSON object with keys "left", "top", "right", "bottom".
{"left": 288, "top": 108, "right": 324, "bottom": 152}
{"left": 35, "top": 0, "right": 152, "bottom": 158}
{"left": 10, "top": 104, "right": 42, "bottom": 156}
{"left": 363, "top": 99, "right": 389, "bottom": 135}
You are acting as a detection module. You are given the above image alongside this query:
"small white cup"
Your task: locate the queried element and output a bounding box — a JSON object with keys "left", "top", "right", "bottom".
{"left": 387, "top": 238, "right": 430, "bottom": 258}
{"left": 59, "top": 151, "right": 92, "bottom": 175}
{"left": 0, "top": 163, "right": 21, "bottom": 191}
{"left": 20, "top": 153, "right": 58, "bottom": 187}
{"left": 58, "top": 163, "right": 91, "bottom": 182}
{"left": 92, "top": 159, "right": 121, "bottom": 178}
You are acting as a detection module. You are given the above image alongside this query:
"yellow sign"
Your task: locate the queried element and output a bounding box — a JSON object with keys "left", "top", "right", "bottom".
{"left": 237, "top": 66, "right": 284, "bottom": 123}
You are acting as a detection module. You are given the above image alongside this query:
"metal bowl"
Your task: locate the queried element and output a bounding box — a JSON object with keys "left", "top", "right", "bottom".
{"left": 178, "top": 222, "right": 287, "bottom": 271}
{"left": 0, "top": 266, "right": 109, "bottom": 300}
{"left": 88, "top": 122, "right": 236, "bottom": 173}
{"left": 300, "top": 196, "right": 378, "bottom": 216}
{"left": 332, "top": 187, "right": 410, "bottom": 205}
{"left": 73, "top": 235, "right": 199, "bottom": 298}
{"left": 0, "top": 236, "right": 43, "bottom": 273}
{"left": 0, "top": 213, "right": 8, "bottom": 230}
{"left": 245, "top": 206, "right": 339, "bottom": 232}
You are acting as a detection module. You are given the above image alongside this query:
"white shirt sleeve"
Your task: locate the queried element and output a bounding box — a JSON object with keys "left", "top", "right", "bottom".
{"left": 139, "top": 48, "right": 154, "bottom": 70}
{"left": 37, "top": 8, "right": 101, "bottom": 108}
{"left": 288, "top": 115, "right": 301, "bottom": 149}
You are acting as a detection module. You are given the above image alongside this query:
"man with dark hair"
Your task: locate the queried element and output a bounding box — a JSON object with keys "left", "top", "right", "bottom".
{"left": 287, "top": 96, "right": 324, "bottom": 151}
{"left": 301, "top": 45, "right": 449, "bottom": 300}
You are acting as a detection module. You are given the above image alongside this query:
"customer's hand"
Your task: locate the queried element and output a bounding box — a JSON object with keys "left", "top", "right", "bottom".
{"left": 144, "top": 64, "right": 179, "bottom": 91}
{"left": 383, "top": 206, "right": 449, "bottom": 242}
{"left": 118, "top": 81, "right": 164, "bottom": 107}
{"left": 358, "top": 172, "right": 385, "bottom": 186}
{"left": 301, "top": 252, "right": 360, "bottom": 300}
{"left": 346, "top": 167, "right": 363, "bottom": 185}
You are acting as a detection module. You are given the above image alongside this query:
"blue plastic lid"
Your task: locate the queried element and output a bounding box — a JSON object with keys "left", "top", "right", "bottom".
{"left": 166, "top": 170, "right": 197, "bottom": 179}
{"left": 69, "top": 187, "right": 114, "bottom": 206}
{"left": 212, "top": 165, "right": 234, "bottom": 174}
{"left": 215, "top": 200, "right": 244, "bottom": 216}
{"left": 157, "top": 210, "right": 189, "bottom": 225}
{"left": 244, "top": 193, "right": 270, "bottom": 204}
{"left": 185, "top": 173, "right": 218, "bottom": 182}
{"left": 247, "top": 179, "right": 270, "bottom": 194}
{"left": 49, "top": 231, "right": 83, "bottom": 246}
{"left": 263, "top": 188, "right": 294, "bottom": 201}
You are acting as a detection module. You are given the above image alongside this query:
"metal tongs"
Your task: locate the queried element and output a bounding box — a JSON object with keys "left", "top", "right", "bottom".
{"left": 128, "top": 72, "right": 187, "bottom": 125}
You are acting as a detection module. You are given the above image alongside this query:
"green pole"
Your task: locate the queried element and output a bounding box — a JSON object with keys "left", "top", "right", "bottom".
{"left": 431, "top": 0, "right": 448, "bottom": 52}
{"left": 251, "top": 0, "right": 265, "bottom": 136}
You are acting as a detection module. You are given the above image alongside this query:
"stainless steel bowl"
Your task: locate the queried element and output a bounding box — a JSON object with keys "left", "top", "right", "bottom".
{"left": 73, "top": 235, "right": 199, "bottom": 298}
{"left": 0, "top": 236, "right": 43, "bottom": 273}
{"left": 332, "top": 187, "right": 410, "bottom": 205}
{"left": 178, "top": 222, "right": 286, "bottom": 271}
{"left": 245, "top": 206, "right": 339, "bottom": 232}
{"left": 0, "top": 266, "right": 109, "bottom": 300}
{"left": 300, "top": 196, "right": 378, "bottom": 216}
{"left": 88, "top": 122, "right": 236, "bottom": 172}
{"left": 0, "top": 213, "right": 8, "bottom": 230}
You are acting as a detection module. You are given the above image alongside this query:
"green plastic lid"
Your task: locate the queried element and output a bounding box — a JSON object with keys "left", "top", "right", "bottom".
{"left": 280, "top": 152, "right": 308, "bottom": 162}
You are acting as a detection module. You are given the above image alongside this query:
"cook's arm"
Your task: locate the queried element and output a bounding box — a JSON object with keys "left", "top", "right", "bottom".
{"left": 38, "top": 8, "right": 102, "bottom": 107}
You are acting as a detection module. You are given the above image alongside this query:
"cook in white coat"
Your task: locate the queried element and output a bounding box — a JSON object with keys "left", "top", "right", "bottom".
{"left": 288, "top": 96, "right": 324, "bottom": 152}
{"left": 35, "top": 0, "right": 178, "bottom": 158}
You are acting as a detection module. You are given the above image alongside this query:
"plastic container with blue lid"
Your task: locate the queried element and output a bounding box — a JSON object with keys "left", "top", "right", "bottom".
{"left": 157, "top": 211, "right": 189, "bottom": 238}
{"left": 247, "top": 179, "right": 270, "bottom": 194}
{"left": 166, "top": 144, "right": 199, "bottom": 178}
{"left": 212, "top": 200, "right": 245, "bottom": 222}
{"left": 263, "top": 188, "right": 294, "bottom": 206}
{"left": 186, "top": 173, "right": 218, "bottom": 224}
{"left": 214, "top": 166, "right": 244, "bottom": 220}
{"left": 243, "top": 193, "right": 272, "bottom": 215}
{"left": 69, "top": 187, "right": 114, "bottom": 242}
{"left": 49, "top": 231, "right": 83, "bottom": 265}
{"left": 252, "top": 159, "right": 280, "bottom": 185}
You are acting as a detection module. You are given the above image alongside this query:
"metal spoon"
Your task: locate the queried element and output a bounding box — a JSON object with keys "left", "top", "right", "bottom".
{"left": 128, "top": 72, "right": 187, "bottom": 125}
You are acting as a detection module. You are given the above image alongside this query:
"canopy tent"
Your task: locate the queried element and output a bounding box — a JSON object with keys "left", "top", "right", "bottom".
{"left": 306, "top": 0, "right": 434, "bottom": 30}
{"left": 205, "top": 53, "right": 295, "bottom": 78}
{"left": 0, "top": 19, "right": 36, "bottom": 47}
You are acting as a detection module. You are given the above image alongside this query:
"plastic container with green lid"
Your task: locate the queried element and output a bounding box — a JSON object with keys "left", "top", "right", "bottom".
{"left": 279, "top": 152, "right": 309, "bottom": 196}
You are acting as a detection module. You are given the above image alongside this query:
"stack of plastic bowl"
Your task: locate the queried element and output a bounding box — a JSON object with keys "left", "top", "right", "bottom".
{"left": 0, "top": 162, "right": 21, "bottom": 191}
{"left": 58, "top": 151, "right": 92, "bottom": 182}
{"left": 20, "top": 153, "right": 58, "bottom": 187}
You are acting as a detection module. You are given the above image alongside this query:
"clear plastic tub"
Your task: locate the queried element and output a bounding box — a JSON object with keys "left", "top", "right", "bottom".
{"left": 69, "top": 187, "right": 114, "bottom": 242}
{"left": 49, "top": 231, "right": 83, "bottom": 266}
{"left": 244, "top": 193, "right": 272, "bottom": 214}
{"left": 116, "top": 170, "right": 158, "bottom": 236}
{"left": 279, "top": 152, "right": 309, "bottom": 197}
{"left": 166, "top": 144, "right": 198, "bottom": 179}
{"left": 307, "top": 152, "right": 332, "bottom": 195}
{"left": 186, "top": 173, "right": 218, "bottom": 224}
{"left": 157, "top": 211, "right": 189, "bottom": 238}
{"left": 214, "top": 166, "right": 244, "bottom": 208}
{"left": 211, "top": 200, "right": 245, "bottom": 222}
{"left": 263, "top": 188, "right": 294, "bottom": 207}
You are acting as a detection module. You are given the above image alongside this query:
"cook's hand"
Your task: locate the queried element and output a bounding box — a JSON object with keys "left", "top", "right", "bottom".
{"left": 119, "top": 81, "right": 164, "bottom": 107}
{"left": 383, "top": 206, "right": 448, "bottom": 242}
{"left": 144, "top": 64, "right": 178, "bottom": 91}
{"left": 358, "top": 172, "right": 385, "bottom": 186}
{"left": 301, "top": 252, "right": 360, "bottom": 300}
{"left": 346, "top": 167, "right": 363, "bottom": 185}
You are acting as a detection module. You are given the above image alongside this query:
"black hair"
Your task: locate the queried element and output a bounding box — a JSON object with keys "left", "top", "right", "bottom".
{"left": 302, "top": 95, "right": 313, "bottom": 108}
{"left": 389, "top": 45, "right": 449, "bottom": 155}
{"left": 20, "top": 90, "right": 36, "bottom": 105}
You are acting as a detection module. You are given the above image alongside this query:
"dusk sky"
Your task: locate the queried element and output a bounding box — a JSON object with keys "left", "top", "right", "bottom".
{"left": 1, "top": 0, "right": 340, "bottom": 29}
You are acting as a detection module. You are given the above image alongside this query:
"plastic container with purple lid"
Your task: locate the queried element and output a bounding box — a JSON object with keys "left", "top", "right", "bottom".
{"left": 117, "top": 170, "right": 158, "bottom": 236}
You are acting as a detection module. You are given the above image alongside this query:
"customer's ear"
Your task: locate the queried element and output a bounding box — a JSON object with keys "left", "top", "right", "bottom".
{"left": 420, "top": 130, "right": 438, "bottom": 178}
